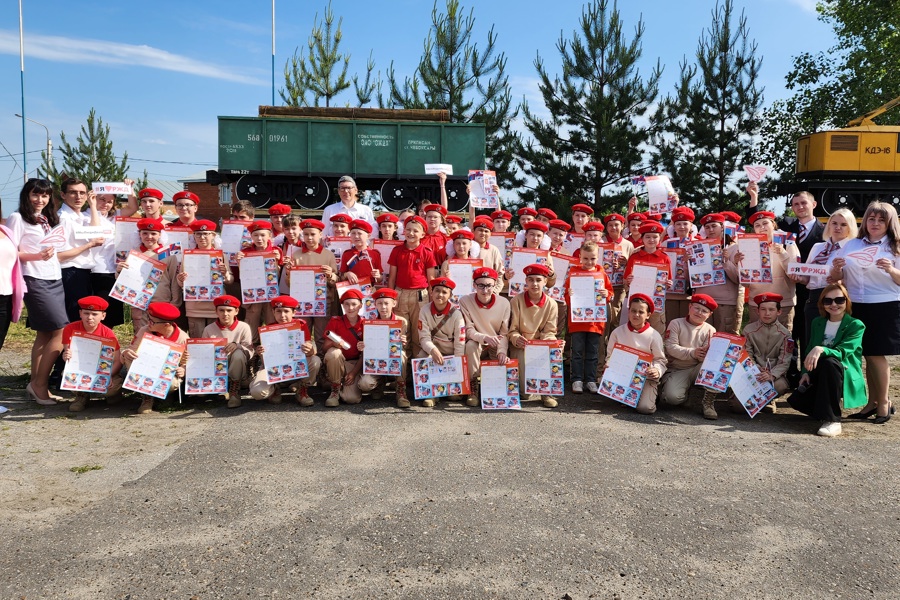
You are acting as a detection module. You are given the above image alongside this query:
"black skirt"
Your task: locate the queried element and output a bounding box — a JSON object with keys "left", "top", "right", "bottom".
{"left": 23, "top": 276, "right": 69, "bottom": 331}
{"left": 852, "top": 301, "right": 900, "bottom": 356}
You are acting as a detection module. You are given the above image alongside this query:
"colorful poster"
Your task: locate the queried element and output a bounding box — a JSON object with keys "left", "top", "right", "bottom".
{"left": 548, "top": 252, "right": 578, "bottom": 301}
{"left": 114, "top": 216, "right": 141, "bottom": 262}
{"left": 182, "top": 249, "right": 226, "bottom": 302}
{"left": 289, "top": 266, "right": 328, "bottom": 317}
{"left": 568, "top": 272, "right": 608, "bottom": 322}
{"left": 221, "top": 220, "right": 252, "bottom": 267}
{"left": 258, "top": 322, "right": 310, "bottom": 384}
{"left": 663, "top": 247, "right": 688, "bottom": 295}
{"left": 695, "top": 333, "right": 746, "bottom": 392}
{"left": 335, "top": 278, "right": 377, "bottom": 319}
{"left": 599, "top": 242, "right": 625, "bottom": 287}
{"left": 685, "top": 240, "right": 726, "bottom": 288}
{"left": 645, "top": 175, "right": 677, "bottom": 215}
{"left": 362, "top": 320, "right": 404, "bottom": 377}
{"left": 324, "top": 236, "right": 353, "bottom": 264}
{"left": 240, "top": 251, "right": 280, "bottom": 304}
{"left": 729, "top": 350, "right": 777, "bottom": 418}
{"left": 488, "top": 232, "right": 516, "bottom": 269}
{"left": 523, "top": 340, "right": 565, "bottom": 396}
{"left": 123, "top": 333, "right": 184, "bottom": 400}
{"left": 411, "top": 356, "right": 471, "bottom": 400}
{"left": 773, "top": 230, "right": 796, "bottom": 247}
{"left": 109, "top": 250, "right": 165, "bottom": 310}
{"left": 185, "top": 338, "right": 228, "bottom": 395}
{"left": 468, "top": 169, "right": 499, "bottom": 209}
{"left": 165, "top": 226, "right": 195, "bottom": 261}
{"left": 447, "top": 258, "right": 482, "bottom": 304}
{"left": 371, "top": 239, "right": 402, "bottom": 285}
{"left": 628, "top": 261, "right": 668, "bottom": 314}
{"left": 563, "top": 232, "right": 585, "bottom": 256}
{"left": 599, "top": 343, "right": 653, "bottom": 408}
{"left": 480, "top": 359, "right": 521, "bottom": 410}
{"left": 61, "top": 332, "right": 116, "bottom": 394}
{"left": 737, "top": 233, "right": 773, "bottom": 284}
{"left": 507, "top": 248, "right": 550, "bottom": 297}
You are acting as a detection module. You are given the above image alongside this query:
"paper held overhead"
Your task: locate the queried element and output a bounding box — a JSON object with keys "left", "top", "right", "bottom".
{"left": 92, "top": 182, "right": 134, "bottom": 195}
{"left": 743, "top": 165, "right": 768, "bottom": 183}
{"left": 424, "top": 163, "right": 453, "bottom": 175}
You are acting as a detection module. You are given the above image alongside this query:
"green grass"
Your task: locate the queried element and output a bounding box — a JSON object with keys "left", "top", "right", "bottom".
{"left": 4, "top": 307, "right": 135, "bottom": 351}
{"left": 69, "top": 464, "right": 103, "bottom": 475}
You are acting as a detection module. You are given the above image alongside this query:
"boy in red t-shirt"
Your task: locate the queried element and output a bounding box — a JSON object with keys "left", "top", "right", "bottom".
{"left": 340, "top": 219, "right": 382, "bottom": 285}
{"left": 387, "top": 216, "right": 437, "bottom": 357}
{"left": 61, "top": 296, "right": 124, "bottom": 412}
{"left": 565, "top": 242, "right": 613, "bottom": 394}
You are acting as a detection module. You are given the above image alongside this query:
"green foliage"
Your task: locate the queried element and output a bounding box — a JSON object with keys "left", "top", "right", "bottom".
{"left": 70, "top": 465, "right": 103, "bottom": 475}
{"left": 515, "top": 0, "right": 661, "bottom": 220}
{"left": 651, "top": 0, "right": 763, "bottom": 214}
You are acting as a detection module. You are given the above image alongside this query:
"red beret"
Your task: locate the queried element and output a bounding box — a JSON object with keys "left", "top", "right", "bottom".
{"left": 537, "top": 208, "right": 557, "bottom": 220}
{"left": 431, "top": 276, "right": 456, "bottom": 290}
{"left": 445, "top": 214, "right": 463, "bottom": 224}
{"left": 639, "top": 222, "right": 664, "bottom": 235}
{"left": 329, "top": 213, "right": 353, "bottom": 224}
{"left": 491, "top": 210, "right": 512, "bottom": 221}
{"left": 137, "top": 218, "right": 165, "bottom": 232}
{"left": 671, "top": 207, "right": 695, "bottom": 222}
{"left": 350, "top": 219, "right": 373, "bottom": 234}
{"left": 583, "top": 221, "right": 605, "bottom": 232}
{"left": 524, "top": 221, "right": 548, "bottom": 233}
{"left": 523, "top": 263, "right": 550, "bottom": 278}
{"left": 424, "top": 204, "right": 447, "bottom": 216}
{"left": 473, "top": 217, "right": 494, "bottom": 231}
{"left": 548, "top": 219, "right": 571, "bottom": 232}
{"left": 689, "top": 294, "right": 718, "bottom": 311}
{"left": 301, "top": 219, "right": 325, "bottom": 231}
{"left": 247, "top": 221, "right": 273, "bottom": 233}
{"left": 748, "top": 211, "right": 776, "bottom": 225}
{"left": 629, "top": 293, "right": 655, "bottom": 314}
{"left": 626, "top": 212, "right": 646, "bottom": 223}
{"left": 603, "top": 213, "right": 626, "bottom": 225}
{"left": 213, "top": 295, "right": 241, "bottom": 308}
{"left": 147, "top": 302, "right": 180, "bottom": 322}
{"left": 571, "top": 203, "right": 594, "bottom": 215}
{"left": 721, "top": 211, "right": 742, "bottom": 223}
{"left": 340, "top": 289, "right": 364, "bottom": 303}
{"left": 271, "top": 295, "right": 299, "bottom": 309}
{"left": 190, "top": 219, "right": 217, "bottom": 233}
{"left": 450, "top": 229, "right": 474, "bottom": 241}
{"left": 404, "top": 216, "right": 427, "bottom": 230}
{"left": 473, "top": 267, "right": 498, "bottom": 281}
{"left": 754, "top": 292, "right": 783, "bottom": 306}
{"left": 376, "top": 213, "right": 399, "bottom": 224}
{"left": 172, "top": 191, "right": 199, "bottom": 205}
{"left": 267, "top": 203, "right": 291, "bottom": 216}
{"left": 78, "top": 296, "right": 108, "bottom": 311}
{"left": 700, "top": 213, "right": 725, "bottom": 226}
{"left": 139, "top": 188, "right": 163, "bottom": 200}
{"left": 645, "top": 212, "right": 663, "bottom": 222}
{"left": 372, "top": 288, "right": 398, "bottom": 300}
{"left": 517, "top": 207, "right": 538, "bottom": 218}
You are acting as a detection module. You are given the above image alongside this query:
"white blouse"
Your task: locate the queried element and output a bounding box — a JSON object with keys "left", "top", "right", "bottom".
{"left": 828, "top": 237, "right": 900, "bottom": 303}
{"left": 6, "top": 211, "right": 62, "bottom": 280}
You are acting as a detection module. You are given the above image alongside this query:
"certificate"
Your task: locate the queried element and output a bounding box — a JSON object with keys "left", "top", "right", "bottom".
{"left": 599, "top": 343, "right": 653, "bottom": 408}
{"left": 488, "top": 232, "right": 516, "bottom": 269}
{"left": 165, "top": 226, "right": 195, "bottom": 262}
{"left": 411, "top": 356, "right": 471, "bottom": 400}
{"left": 628, "top": 261, "right": 668, "bottom": 314}
{"left": 736, "top": 233, "right": 773, "bottom": 284}
{"left": 645, "top": 175, "right": 677, "bottom": 215}
{"left": 508, "top": 248, "right": 550, "bottom": 297}
{"left": 324, "top": 236, "right": 353, "bottom": 263}
{"left": 547, "top": 253, "right": 578, "bottom": 301}
{"left": 568, "top": 272, "right": 608, "bottom": 322}
{"left": 729, "top": 350, "right": 777, "bottom": 418}
{"left": 371, "top": 239, "right": 402, "bottom": 285}
{"left": 61, "top": 332, "right": 116, "bottom": 394}
{"left": 468, "top": 169, "right": 499, "bottom": 209}
{"left": 685, "top": 240, "right": 726, "bottom": 288}
{"left": 695, "top": 333, "right": 746, "bottom": 392}
{"left": 258, "top": 322, "right": 310, "bottom": 384}
{"left": 240, "top": 251, "right": 280, "bottom": 304}
{"left": 523, "top": 340, "right": 564, "bottom": 396}
{"left": 335, "top": 278, "right": 378, "bottom": 319}
{"left": 109, "top": 250, "right": 165, "bottom": 310}
{"left": 185, "top": 338, "right": 228, "bottom": 395}
{"left": 563, "top": 232, "right": 586, "bottom": 256}
{"left": 480, "top": 359, "right": 521, "bottom": 410}
{"left": 362, "top": 320, "right": 404, "bottom": 377}
{"left": 663, "top": 247, "right": 688, "bottom": 295}
{"left": 289, "top": 266, "right": 328, "bottom": 317}
{"left": 447, "top": 258, "right": 482, "bottom": 304}
{"left": 182, "top": 249, "right": 226, "bottom": 301}
{"left": 123, "top": 333, "right": 185, "bottom": 400}
{"left": 114, "top": 217, "right": 141, "bottom": 262}
{"left": 221, "top": 220, "right": 252, "bottom": 266}
{"left": 599, "top": 243, "right": 625, "bottom": 287}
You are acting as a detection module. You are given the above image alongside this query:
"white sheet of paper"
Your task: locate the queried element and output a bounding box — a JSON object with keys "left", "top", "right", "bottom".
{"left": 447, "top": 262, "right": 476, "bottom": 297}
{"left": 240, "top": 255, "right": 268, "bottom": 289}
{"left": 73, "top": 224, "right": 114, "bottom": 240}
{"left": 183, "top": 253, "right": 212, "bottom": 289}
{"left": 605, "top": 347, "right": 639, "bottom": 387}
{"left": 629, "top": 264, "right": 660, "bottom": 300}
{"left": 115, "top": 220, "right": 140, "bottom": 258}
{"left": 424, "top": 163, "right": 453, "bottom": 175}
{"left": 737, "top": 237, "right": 763, "bottom": 270}
{"left": 259, "top": 328, "right": 289, "bottom": 363}
{"left": 428, "top": 356, "right": 464, "bottom": 384}
{"left": 363, "top": 324, "right": 391, "bottom": 361}
{"left": 67, "top": 335, "right": 102, "bottom": 374}
{"left": 130, "top": 336, "right": 172, "bottom": 375}
{"left": 117, "top": 253, "right": 155, "bottom": 289}
{"left": 220, "top": 222, "right": 247, "bottom": 254}
{"left": 787, "top": 262, "right": 828, "bottom": 277}
{"left": 93, "top": 182, "right": 133, "bottom": 195}
{"left": 290, "top": 268, "right": 317, "bottom": 302}
{"left": 743, "top": 165, "right": 768, "bottom": 182}
{"left": 524, "top": 344, "right": 551, "bottom": 380}
{"left": 480, "top": 365, "right": 508, "bottom": 397}
{"left": 186, "top": 341, "right": 217, "bottom": 379}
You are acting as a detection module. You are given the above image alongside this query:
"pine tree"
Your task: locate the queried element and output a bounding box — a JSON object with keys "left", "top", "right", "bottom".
{"left": 515, "top": 0, "right": 661, "bottom": 219}
{"left": 651, "top": 0, "right": 762, "bottom": 214}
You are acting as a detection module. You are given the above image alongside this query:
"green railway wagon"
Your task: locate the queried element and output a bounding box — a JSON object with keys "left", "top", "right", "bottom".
{"left": 207, "top": 107, "right": 486, "bottom": 212}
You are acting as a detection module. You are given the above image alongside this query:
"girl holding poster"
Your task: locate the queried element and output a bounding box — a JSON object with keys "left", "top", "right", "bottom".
{"left": 697, "top": 213, "right": 742, "bottom": 335}
{"left": 623, "top": 221, "right": 672, "bottom": 335}
{"left": 177, "top": 220, "right": 234, "bottom": 338}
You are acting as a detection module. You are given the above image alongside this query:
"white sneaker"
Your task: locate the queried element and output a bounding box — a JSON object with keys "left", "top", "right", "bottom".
{"left": 586, "top": 381, "right": 598, "bottom": 394}
{"left": 572, "top": 381, "right": 584, "bottom": 394}
{"left": 816, "top": 421, "right": 842, "bottom": 437}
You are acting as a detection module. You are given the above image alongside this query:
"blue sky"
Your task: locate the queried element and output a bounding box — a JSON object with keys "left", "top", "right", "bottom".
{"left": 0, "top": 0, "right": 833, "bottom": 215}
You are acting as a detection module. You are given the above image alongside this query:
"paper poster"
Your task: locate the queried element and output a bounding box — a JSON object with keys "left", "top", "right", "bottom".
{"left": 645, "top": 175, "right": 677, "bottom": 215}
{"left": 508, "top": 248, "right": 550, "bottom": 297}
{"left": 480, "top": 359, "right": 521, "bottom": 410}
{"left": 468, "top": 170, "right": 499, "bottom": 209}
{"left": 240, "top": 251, "right": 280, "bottom": 305}
{"left": 72, "top": 224, "right": 114, "bottom": 240}
{"left": 563, "top": 232, "right": 586, "bottom": 256}
{"left": 523, "top": 340, "right": 565, "bottom": 396}
{"left": 743, "top": 165, "right": 768, "bottom": 183}
{"left": 786, "top": 262, "right": 829, "bottom": 278}
{"left": 411, "top": 356, "right": 471, "bottom": 400}
{"left": 685, "top": 240, "right": 726, "bottom": 288}
{"left": 599, "top": 343, "right": 653, "bottom": 408}
{"left": 599, "top": 243, "right": 625, "bottom": 287}
{"left": 165, "top": 226, "right": 195, "bottom": 261}
{"left": 335, "top": 278, "right": 378, "bottom": 319}
{"left": 182, "top": 249, "right": 226, "bottom": 302}
{"left": 447, "top": 258, "right": 481, "bottom": 304}
{"left": 737, "top": 233, "right": 773, "bottom": 284}
{"left": 773, "top": 230, "right": 796, "bottom": 247}
{"left": 114, "top": 217, "right": 141, "bottom": 262}
{"left": 663, "top": 247, "right": 688, "bottom": 295}
{"left": 568, "top": 272, "right": 609, "bottom": 322}
{"left": 123, "top": 333, "right": 184, "bottom": 400}
{"left": 61, "top": 332, "right": 116, "bottom": 394}
{"left": 729, "top": 350, "right": 777, "bottom": 417}
{"left": 362, "top": 320, "right": 404, "bottom": 377}
{"left": 185, "top": 338, "right": 228, "bottom": 395}
{"left": 695, "top": 333, "right": 746, "bottom": 392}
{"left": 628, "top": 261, "right": 668, "bottom": 314}
{"left": 93, "top": 181, "right": 134, "bottom": 195}
{"left": 258, "top": 322, "right": 310, "bottom": 384}
{"left": 548, "top": 253, "right": 578, "bottom": 301}
{"left": 488, "top": 232, "right": 516, "bottom": 269}
{"left": 425, "top": 163, "right": 453, "bottom": 175}
{"left": 221, "top": 220, "right": 252, "bottom": 266}
{"left": 109, "top": 250, "right": 166, "bottom": 310}
{"left": 324, "top": 236, "right": 353, "bottom": 264}
{"left": 371, "top": 239, "right": 402, "bottom": 285}
{"left": 289, "top": 266, "right": 328, "bottom": 317}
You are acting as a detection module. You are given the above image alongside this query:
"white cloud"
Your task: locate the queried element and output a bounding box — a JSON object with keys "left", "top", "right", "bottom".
{"left": 0, "top": 30, "right": 267, "bottom": 86}
{"left": 783, "top": 0, "right": 817, "bottom": 14}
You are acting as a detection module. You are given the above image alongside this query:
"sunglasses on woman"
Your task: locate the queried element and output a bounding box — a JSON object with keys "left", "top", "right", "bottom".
{"left": 822, "top": 296, "right": 846, "bottom": 306}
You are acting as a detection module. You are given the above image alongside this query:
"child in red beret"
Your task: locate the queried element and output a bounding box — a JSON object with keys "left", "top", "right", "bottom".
{"left": 61, "top": 296, "right": 124, "bottom": 412}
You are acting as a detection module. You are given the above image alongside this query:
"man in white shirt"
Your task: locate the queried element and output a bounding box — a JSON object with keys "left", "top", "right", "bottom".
{"left": 57, "top": 178, "right": 104, "bottom": 322}
{"left": 322, "top": 176, "right": 376, "bottom": 238}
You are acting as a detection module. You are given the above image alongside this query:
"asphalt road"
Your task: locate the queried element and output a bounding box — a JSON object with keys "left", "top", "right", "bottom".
{"left": 2, "top": 392, "right": 899, "bottom": 599}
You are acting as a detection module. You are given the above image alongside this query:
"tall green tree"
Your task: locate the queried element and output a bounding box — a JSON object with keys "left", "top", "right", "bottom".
{"left": 384, "top": 0, "right": 520, "bottom": 187}
{"left": 515, "top": 0, "right": 661, "bottom": 218}
{"left": 651, "top": 0, "right": 763, "bottom": 214}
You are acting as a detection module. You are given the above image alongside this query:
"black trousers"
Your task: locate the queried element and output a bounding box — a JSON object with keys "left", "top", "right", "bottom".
{"left": 89, "top": 272, "right": 125, "bottom": 328}
{"left": 0, "top": 294, "right": 12, "bottom": 351}
{"left": 787, "top": 355, "right": 844, "bottom": 422}
{"left": 61, "top": 267, "right": 93, "bottom": 324}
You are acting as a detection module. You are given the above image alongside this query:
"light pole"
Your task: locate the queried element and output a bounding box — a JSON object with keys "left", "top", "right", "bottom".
{"left": 15, "top": 113, "right": 51, "bottom": 169}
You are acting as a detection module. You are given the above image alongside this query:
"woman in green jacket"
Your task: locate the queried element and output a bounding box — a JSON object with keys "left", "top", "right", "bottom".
{"left": 787, "top": 283, "right": 866, "bottom": 437}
